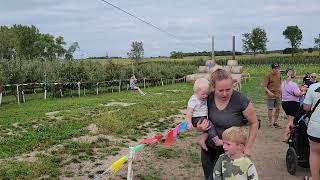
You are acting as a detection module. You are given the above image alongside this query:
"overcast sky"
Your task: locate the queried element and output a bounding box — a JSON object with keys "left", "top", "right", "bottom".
{"left": 0, "top": 0, "right": 319, "bottom": 58}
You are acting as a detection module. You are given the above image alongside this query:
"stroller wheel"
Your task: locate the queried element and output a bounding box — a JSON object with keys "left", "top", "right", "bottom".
{"left": 286, "top": 147, "right": 298, "bottom": 175}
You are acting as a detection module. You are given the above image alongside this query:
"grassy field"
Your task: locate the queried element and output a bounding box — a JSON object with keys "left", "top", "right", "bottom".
{"left": 0, "top": 83, "right": 193, "bottom": 179}
{"left": 88, "top": 51, "right": 320, "bottom": 64}
{"left": 0, "top": 63, "right": 318, "bottom": 179}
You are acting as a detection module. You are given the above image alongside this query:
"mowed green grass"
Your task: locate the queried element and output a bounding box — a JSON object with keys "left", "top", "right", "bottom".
{"left": 0, "top": 83, "right": 193, "bottom": 179}
{"left": 0, "top": 64, "right": 317, "bottom": 179}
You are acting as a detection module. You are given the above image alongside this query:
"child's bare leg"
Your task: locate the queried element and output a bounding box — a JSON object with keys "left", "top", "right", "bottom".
{"left": 198, "top": 133, "right": 208, "bottom": 151}
{"left": 135, "top": 86, "right": 145, "bottom": 95}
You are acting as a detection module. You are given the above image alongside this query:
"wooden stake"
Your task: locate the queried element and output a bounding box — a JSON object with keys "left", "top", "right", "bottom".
{"left": 22, "top": 90, "right": 25, "bottom": 103}
{"left": 16, "top": 84, "right": 20, "bottom": 105}
{"left": 96, "top": 83, "right": 99, "bottom": 95}
{"left": 127, "top": 148, "right": 135, "bottom": 180}
{"left": 78, "top": 82, "right": 81, "bottom": 97}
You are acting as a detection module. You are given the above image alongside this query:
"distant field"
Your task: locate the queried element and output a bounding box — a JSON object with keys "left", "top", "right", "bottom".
{"left": 87, "top": 51, "right": 320, "bottom": 64}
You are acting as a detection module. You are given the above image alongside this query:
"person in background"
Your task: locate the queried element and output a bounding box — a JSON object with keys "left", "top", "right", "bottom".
{"left": 213, "top": 126, "right": 258, "bottom": 180}
{"left": 129, "top": 75, "right": 146, "bottom": 96}
{"left": 303, "top": 72, "right": 311, "bottom": 85}
{"left": 305, "top": 73, "right": 318, "bottom": 88}
{"left": 281, "top": 68, "right": 306, "bottom": 142}
{"left": 261, "top": 63, "right": 281, "bottom": 128}
{"left": 303, "top": 81, "right": 320, "bottom": 180}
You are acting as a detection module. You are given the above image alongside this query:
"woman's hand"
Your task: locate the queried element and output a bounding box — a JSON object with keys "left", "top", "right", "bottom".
{"left": 196, "top": 119, "right": 211, "bottom": 132}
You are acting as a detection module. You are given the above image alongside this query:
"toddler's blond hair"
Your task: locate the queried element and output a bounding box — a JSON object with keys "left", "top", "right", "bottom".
{"left": 193, "top": 78, "right": 209, "bottom": 92}
{"left": 222, "top": 126, "right": 247, "bottom": 145}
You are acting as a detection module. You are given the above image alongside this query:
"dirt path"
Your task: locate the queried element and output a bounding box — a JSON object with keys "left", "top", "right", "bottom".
{"left": 110, "top": 104, "right": 310, "bottom": 180}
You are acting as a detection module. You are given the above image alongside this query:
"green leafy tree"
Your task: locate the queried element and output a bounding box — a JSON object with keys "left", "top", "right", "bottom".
{"left": 65, "top": 42, "right": 80, "bottom": 60}
{"left": 283, "top": 25, "right": 303, "bottom": 57}
{"left": 0, "top": 26, "right": 19, "bottom": 60}
{"left": 242, "top": 27, "right": 268, "bottom": 56}
{"left": 170, "top": 51, "right": 184, "bottom": 59}
{"left": 12, "top": 24, "right": 40, "bottom": 59}
{"left": 315, "top": 34, "right": 320, "bottom": 57}
{"left": 127, "top": 41, "right": 144, "bottom": 61}
{"left": 55, "top": 36, "right": 66, "bottom": 58}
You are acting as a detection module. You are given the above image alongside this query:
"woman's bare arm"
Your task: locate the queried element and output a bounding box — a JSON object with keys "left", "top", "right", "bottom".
{"left": 242, "top": 102, "right": 258, "bottom": 156}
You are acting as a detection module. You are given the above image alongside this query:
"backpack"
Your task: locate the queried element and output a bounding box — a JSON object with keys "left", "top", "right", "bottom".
{"left": 294, "top": 92, "right": 320, "bottom": 126}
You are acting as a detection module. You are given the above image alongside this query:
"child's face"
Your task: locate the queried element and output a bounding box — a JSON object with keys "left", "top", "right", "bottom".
{"left": 223, "top": 140, "right": 244, "bottom": 158}
{"left": 196, "top": 89, "right": 208, "bottom": 101}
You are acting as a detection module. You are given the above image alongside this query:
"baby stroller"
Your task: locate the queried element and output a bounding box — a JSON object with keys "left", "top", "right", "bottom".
{"left": 286, "top": 107, "right": 310, "bottom": 175}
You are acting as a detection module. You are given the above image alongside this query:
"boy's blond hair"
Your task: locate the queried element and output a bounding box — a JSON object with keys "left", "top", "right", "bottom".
{"left": 222, "top": 126, "right": 247, "bottom": 145}
{"left": 193, "top": 78, "right": 210, "bottom": 92}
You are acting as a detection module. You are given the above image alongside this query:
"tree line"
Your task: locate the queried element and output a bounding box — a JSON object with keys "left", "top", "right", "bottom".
{"left": 242, "top": 26, "right": 320, "bottom": 57}
{"left": 169, "top": 26, "right": 320, "bottom": 59}
{"left": 0, "top": 24, "right": 79, "bottom": 60}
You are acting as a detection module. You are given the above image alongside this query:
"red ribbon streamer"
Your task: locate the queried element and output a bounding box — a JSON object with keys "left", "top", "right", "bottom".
{"left": 164, "top": 130, "right": 174, "bottom": 147}
{"left": 140, "top": 135, "right": 163, "bottom": 144}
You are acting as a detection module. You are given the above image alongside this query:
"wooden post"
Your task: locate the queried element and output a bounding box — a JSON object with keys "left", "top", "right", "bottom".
{"left": 96, "top": 83, "right": 99, "bottom": 95}
{"left": 161, "top": 78, "right": 164, "bottom": 86}
{"left": 127, "top": 148, "right": 135, "bottom": 180}
{"left": 84, "top": 88, "right": 86, "bottom": 96}
{"left": 78, "top": 82, "right": 81, "bottom": 97}
{"left": 111, "top": 85, "right": 114, "bottom": 93}
{"left": 22, "top": 90, "right": 25, "bottom": 103}
{"left": 0, "top": 92, "right": 2, "bottom": 106}
{"left": 143, "top": 78, "right": 146, "bottom": 89}
{"left": 212, "top": 36, "right": 215, "bottom": 64}
{"left": 119, "top": 80, "right": 121, "bottom": 92}
{"left": 16, "top": 84, "right": 20, "bottom": 105}
{"left": 232, "top": 36, "right": 235, "bottom": 60}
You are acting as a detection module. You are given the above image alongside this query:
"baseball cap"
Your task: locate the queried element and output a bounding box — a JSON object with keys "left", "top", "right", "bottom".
{"left": 271, "top": 63, "right": 280, "bottom": 69}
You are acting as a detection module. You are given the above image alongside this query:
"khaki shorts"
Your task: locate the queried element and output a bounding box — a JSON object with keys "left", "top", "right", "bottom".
{"left": 267, "top": 98, "right": 281, "bottom": 109}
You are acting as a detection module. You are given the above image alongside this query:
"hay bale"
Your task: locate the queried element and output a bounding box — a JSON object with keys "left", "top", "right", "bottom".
{"left": 230, "top": 66, "right": 243, "bottom": 74}
{"left": 227, "top": 60, "right": 238, "bottom": 66}
{"left": 231, "top": 73, "right": 243, "bottom": 83}
{"left": 186, "top": 73, "right": 211, "bottom": 83}
{"left": 198, "top": 66, "right": 208, "bottom": 73}
{"left": 223, "top": 66, "right": 232, "bottom": 72}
